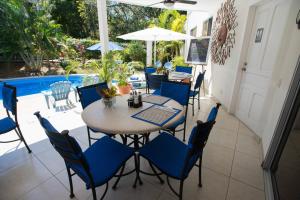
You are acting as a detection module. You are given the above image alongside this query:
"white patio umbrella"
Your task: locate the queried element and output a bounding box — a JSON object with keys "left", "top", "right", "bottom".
{"left": 117, "top": 27, "right": 195, "bottom": 64}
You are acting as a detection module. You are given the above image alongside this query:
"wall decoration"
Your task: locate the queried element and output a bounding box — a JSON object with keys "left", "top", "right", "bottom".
{"left": 202, "top": 17, "right": 213, "bottom": 36}
{"left": 255, "top": 28, "right": 264, "bottom": 43}
{"left": 210, "top": 0, "right": 238, "bottom": 65}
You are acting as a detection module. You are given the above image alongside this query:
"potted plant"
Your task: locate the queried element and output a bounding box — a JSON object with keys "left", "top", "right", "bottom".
{"left": 97, "top": 86, "right": 118, "bottom": 107}
{"left": 116, "top": 63, "right": 133, "bottom": 95}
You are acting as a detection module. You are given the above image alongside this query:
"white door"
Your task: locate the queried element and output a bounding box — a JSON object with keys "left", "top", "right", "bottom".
{"left": 235, "top": 0, "right": 290, "bottom": 135}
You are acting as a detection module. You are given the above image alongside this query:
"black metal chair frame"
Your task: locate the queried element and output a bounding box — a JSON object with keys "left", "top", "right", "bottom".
{"left": 145, "top": 73, "right": 168, "bottom": 94}
{"left": 0, "top": 83, "right": 31, "bottom": 153}
{"left": 189, "top": 71, "right": 206, "bottom": 116}
{"left": 140, "top": 103, "right": 221, "bottom": 200}
{"left": 34, "top": 112, "right": 133, "bottom": 200}
{"left": 162, "top": 81, "right": 191, "bottom": 142}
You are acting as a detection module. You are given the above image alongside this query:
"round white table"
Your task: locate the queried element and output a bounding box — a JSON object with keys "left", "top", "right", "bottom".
{"left": 81, "top": 95, "right": 184, "bottom": 135}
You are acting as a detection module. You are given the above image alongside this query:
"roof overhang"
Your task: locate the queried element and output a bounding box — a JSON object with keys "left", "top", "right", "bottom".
{"left": 112, "top": 0, "right": 221, "bottom": 12}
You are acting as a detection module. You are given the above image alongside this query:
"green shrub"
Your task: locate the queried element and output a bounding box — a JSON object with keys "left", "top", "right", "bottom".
{"left": 124, "top": 42, "right": 146, "bottom": 64}
{"left": 171, "top": 56, "right": 187, "bottom": 68}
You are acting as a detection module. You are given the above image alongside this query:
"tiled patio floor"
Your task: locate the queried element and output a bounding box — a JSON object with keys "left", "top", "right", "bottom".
{"left": 0, "top": 91, "right": 265, "bottom": 200}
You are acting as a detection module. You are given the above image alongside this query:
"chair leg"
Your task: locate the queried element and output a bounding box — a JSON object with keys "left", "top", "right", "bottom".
{"left": 87, "top": 127, "right": 92, "bottom": 147}
{"left": 198, "top": 92, "right": 200, "bottom": 110}
{"left": 179, "top": 180, "right": 184, "bottom": 200}
{"left": 198, "top": 156, "right": 203, "bottom": 187}
{"left": 183, "top": 123, "right": 187, "bottom": 142}
{"left": 16, "top": 126, "right": 31, "bottom": 153}
{"left": 192, "top": 96, "right": 195, "bottom": 116}
{"left": 179, "top": 180, "right": 183, "bottom": 200}
{"left": 148, "top": 161, "right": 164, "bottom": 184}
{"left": 91, "top": 187, "right": 97, "bottom": 200}
{"left": 112, "top": 164, "right": 125, "bottom": 190}
{"left": 66, "top": 167, "right": 75, "bottom": 198}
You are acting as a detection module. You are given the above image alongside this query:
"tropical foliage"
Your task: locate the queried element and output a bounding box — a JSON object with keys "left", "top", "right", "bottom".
{"left": 151, "top": 10, "right": 187, "bottom": 64}
{"left": 0, "top": 0, "right": 187, "bottom": 77}
{"left": 0, "top": 0, "right": 62, "bottom": 71}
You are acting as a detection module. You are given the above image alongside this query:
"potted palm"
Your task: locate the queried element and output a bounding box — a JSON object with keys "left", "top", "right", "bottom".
{"left": 116, "top": 63, "right": 133, "bottom": 95}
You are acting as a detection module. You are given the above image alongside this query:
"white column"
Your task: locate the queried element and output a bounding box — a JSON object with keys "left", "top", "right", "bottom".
{"left": 96, "top": 0, "right": 109, "bottom": 54}
{"left": 146, "top": 41, "right": 153, "bottom": 66}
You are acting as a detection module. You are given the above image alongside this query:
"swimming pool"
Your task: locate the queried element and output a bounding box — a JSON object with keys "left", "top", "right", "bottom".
{"left": 0, "top": 75, "right": 84, "bottom": 100}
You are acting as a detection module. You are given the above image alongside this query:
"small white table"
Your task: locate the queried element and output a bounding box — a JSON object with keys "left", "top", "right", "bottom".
{"left": 81, "top": 95, "right": 183, "bottom": 135}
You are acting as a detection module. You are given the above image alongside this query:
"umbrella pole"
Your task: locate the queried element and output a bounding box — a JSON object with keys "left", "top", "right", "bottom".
{"left": 154, "top": 41, "right": 156, "bottom": 65}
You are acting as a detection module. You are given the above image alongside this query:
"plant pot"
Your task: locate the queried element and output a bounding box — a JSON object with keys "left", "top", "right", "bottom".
{"left": 117, "top": 84, "right": 131, "bottom": 95}
{"left": 102, "top": 97, "right": 116, "bottom": 108}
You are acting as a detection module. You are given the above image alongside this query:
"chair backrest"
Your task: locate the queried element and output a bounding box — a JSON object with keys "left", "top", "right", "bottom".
{"left": 144, "top": 67, "right": 156, "bottom": 74}
{"left": 160, "top": 81, "right": 191, "bottom": 106}
{"left": 34, "top": 112, "right": 93, "bottom": 185}
{"left": 147, "top": 74, "right": 168, "bottom": 90}
{"left": 194, "top": 70, "right": 206, "bottom": 90}
{"left": 182, "top": 103, "right": 221, "bottom": 178}
{"left": 2, "top": 83, "right": 17, "bottom": 115}
{"left": 175, "top": 66, "right": 192, "bottom": 74}
{"left": 76, "top": 82, "right": 108, "bottom": 109}
{"left": 164, "top": 62, "right": 172, "bottom": 70}
{"left": 50, "top": 81, "right": 72, "bottom": 101}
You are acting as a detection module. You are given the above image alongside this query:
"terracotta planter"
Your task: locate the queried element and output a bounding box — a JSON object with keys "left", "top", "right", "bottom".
{"left": 117, "top": 84, "right": 131, "bottom": 95}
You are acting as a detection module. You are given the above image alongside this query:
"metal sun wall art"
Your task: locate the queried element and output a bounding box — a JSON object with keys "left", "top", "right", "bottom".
{"left": 211, "top": 0, "right": 238, "bottom": 65}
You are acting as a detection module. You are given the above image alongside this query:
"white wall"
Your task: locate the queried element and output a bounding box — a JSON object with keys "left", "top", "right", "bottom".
{"left": 187, "top": 0, "right": 300, "bottom": 157}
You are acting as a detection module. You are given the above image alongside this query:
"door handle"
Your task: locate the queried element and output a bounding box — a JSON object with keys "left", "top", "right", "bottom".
{"left": 241, "top": 67, "right": 247, "bottom": 72}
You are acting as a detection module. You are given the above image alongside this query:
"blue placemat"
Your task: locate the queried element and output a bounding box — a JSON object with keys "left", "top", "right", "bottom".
{"left": 132, "top": 105, "right": 181, "bottom": 127}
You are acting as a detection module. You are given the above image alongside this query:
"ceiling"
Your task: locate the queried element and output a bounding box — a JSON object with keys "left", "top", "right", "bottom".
{"left": 112, "top": 0, "right": 221, "bottom": 12}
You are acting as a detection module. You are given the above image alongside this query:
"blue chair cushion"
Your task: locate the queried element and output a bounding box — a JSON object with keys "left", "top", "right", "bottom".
{"left": 83, "top": 136, "right": 134, "bottom": 188}
{"left": 152, "top": 89, "right": 161, "bottom": 95}
{"left": 166, "top": 115, "right": 185, "bottom": 130}
{"left": 139, "top": 132, "right": 193, "bottom": 179}
{"left": 189, "top": 90, "right": 199, "bottom": 97}
{"left": 0, "top": 117, "right": 16, "bottom": 134}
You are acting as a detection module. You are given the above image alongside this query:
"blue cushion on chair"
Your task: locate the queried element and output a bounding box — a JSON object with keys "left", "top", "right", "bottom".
{"left": 83, "top": 136, "right": 134, "bottom": 188}
{"left": 152, "top": 89, "right": 161, "bottom": 95}
{"left": 139, "top": 132, "right": 196, "bottom": 179}
{"left": 189, "top": 90, "right": 199, "bottom": 97}
{"left": 175, "top": 66, "right": 192, "bottom": 74}
{"left": 0, "top": 117, "right": 16, "bottom": 134}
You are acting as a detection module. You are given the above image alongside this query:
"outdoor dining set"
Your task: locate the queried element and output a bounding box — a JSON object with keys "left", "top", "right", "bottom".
{"left": 0, "top": 65, "right": 221, "bottom": 200}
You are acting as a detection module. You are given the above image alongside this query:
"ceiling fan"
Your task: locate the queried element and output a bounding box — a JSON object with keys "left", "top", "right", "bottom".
{"left": 149, "top": 0, "right": 197, "bottom": 7}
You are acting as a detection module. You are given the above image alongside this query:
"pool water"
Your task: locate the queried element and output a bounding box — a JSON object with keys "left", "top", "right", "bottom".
{"left": 0, "top": 75, "right": 84, "bottom": 100}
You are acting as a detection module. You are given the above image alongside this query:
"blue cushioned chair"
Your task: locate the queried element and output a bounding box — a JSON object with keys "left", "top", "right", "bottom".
{"left": 0, "top": 83, "right": 31, "bottom": 153}
{"left": 189, "top": 70, "right": 206, "bottom": 116}
{"left": 146, "top": 74, "right": 168, "bottom": 95}
{"left": 160, "top": 81, "right": 191, "bottom": 141}
{"left": 77, "top": 82, "right": 115, "bottom": 146}
{"left": 34, "top": 112, "right": 134, "bottom": 200}
{"left": 144, "top": 67, "right": 157, "bottom": 93}
{"left": 139, "top": 103, "right": 221, "bottom": 200}
{"left": 175, "top": 66, "right": 193, "bottom": 74}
